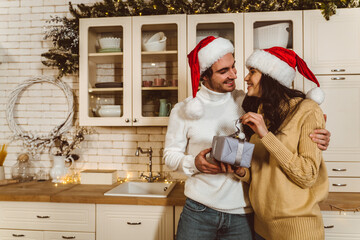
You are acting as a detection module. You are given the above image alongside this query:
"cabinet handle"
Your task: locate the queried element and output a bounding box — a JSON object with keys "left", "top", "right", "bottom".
{"left": 324, "top": 225, "right": 334, "bottom": 229}
{"left": 331, "top": 77, "right": 346, "bottom": 80}
{"left": 332, "top": 168, "right": 347, "bottom": 171}
{"left": 127, "top": 221, "right": 141, "bottom": 225}
{"left": 125, "top": 118, "right": 130, "bottom": 123}
{"left": 331, "top": 69, "right": 345, "bottom": 72}
{"left": 332, "top": 183, "right": 347, "bottom": 187}
{"left": 133, "top": 118, "right": 138, "bottom": 123}
{"left": 62, "top": 236, "right": 76, "bottom": 239}
{"left": 12, "top": 234, "right": 25, "bottom": 237}
{"left": 36, "top": 215, "right": 50, "bottom": 218}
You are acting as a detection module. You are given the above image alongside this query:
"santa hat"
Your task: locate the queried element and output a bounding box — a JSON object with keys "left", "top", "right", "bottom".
{"left": 185, "top": 36, "right": 234, "bottom": 119}
{"left": 246, "top": 46, "right": 325, "bottom": 105}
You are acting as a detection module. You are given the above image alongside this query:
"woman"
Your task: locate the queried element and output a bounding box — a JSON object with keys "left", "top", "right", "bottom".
{"left": 240, "top": 47, "right": 329, "bottom": 240}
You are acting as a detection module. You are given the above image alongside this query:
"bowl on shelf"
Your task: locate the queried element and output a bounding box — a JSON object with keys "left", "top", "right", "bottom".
{"left": 143, "top": 32, "right": 167, "bottom": 52}
{"left": 99, "top": 37, "right": 121, "bottom": 52}
{"left": 95, "top": 105, "right": 122, "bottom": 117}
{"left": 253, "top": 22, "right": 290, "bottom": 49}
{"left": 196, "top": 30, "right": 219, "bottom": 44}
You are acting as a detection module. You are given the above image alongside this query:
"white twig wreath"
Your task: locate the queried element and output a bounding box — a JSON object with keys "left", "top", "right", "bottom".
{"left": 6, "top": 76, "right": 74, "bottom": 157}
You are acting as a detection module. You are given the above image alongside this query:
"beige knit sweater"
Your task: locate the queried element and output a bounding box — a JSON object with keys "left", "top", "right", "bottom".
{"left": 248, "top": 98, "right": 329, "bottom": 240}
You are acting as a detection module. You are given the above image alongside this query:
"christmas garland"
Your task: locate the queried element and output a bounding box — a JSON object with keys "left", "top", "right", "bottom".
{"left": 42, "top": 0, "right": 360, "bottom": 78}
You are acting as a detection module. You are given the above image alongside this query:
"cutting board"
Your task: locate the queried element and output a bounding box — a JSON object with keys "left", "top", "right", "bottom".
{"left": 0, "top": 179, "right": 19, "bottom": 186}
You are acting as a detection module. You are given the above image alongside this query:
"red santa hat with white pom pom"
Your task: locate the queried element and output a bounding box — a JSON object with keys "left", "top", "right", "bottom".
{"left": 186, "top": 36, "right": 234, "bottom": 119}
{"left": 246, "top": 46, "right": 325, "bottom": 104}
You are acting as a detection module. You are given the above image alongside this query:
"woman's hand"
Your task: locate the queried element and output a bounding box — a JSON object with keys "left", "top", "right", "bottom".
{"left": 240, "top": 112, "right": 269, "bottom": 138}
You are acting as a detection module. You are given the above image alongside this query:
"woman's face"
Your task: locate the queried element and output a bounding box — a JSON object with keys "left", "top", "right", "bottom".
{"left": 244, "top": 67, "right": 262, "bottom": 97}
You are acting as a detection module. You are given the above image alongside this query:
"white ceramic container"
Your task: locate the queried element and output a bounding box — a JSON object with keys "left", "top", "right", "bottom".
{"left": 97, "top": 105, "right": 121, "bottom": 117}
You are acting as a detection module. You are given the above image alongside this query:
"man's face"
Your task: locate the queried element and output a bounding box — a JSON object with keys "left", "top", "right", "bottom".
{"left": 203, "top": 53, "right": 237, "bottom": 93}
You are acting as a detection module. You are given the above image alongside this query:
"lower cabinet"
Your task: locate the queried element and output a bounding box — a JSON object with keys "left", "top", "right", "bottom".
{"left": 322, "top": 211, "right": 360, "bottom": 239}
{"left": 0, "top": 229, "right": 44, "bottom": 240}
{"left": 44, "top": 232, "right": 95, "bottom": 240}
{"left": 0, "top": 201, "right": 95, "bottom": 240}
{"left": 96, "top": 204, "right": 174, "bottom": 240}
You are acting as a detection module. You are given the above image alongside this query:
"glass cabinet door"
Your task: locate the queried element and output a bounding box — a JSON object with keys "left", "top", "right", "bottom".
{"left": 187, "top": 13, "right": 244, "bottom": 92}
{"left": 79, "top": 17, "right": 132, "bottom": 126}
{"left": 244, "top": 11, "right": 303, "bottom": 90}
{"left": 132, "top": 15, "right": 187, "bottom": 126}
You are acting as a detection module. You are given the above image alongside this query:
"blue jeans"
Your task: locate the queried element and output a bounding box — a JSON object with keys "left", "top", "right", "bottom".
{"left": 255, "top": 232, "right": 266, "bottom": 240}
{"left": 176, "top": 198, "right": 254, "bottom": 240}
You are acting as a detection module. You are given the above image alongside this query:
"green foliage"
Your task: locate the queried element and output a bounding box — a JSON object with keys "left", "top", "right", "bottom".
{"left": 41, "top": 0, "right": 359, "bottom": 78}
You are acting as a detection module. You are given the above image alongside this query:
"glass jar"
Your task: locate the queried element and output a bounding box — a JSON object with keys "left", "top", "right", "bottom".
{"left": 11, "top": 153, "right": 35, "bottom": 182}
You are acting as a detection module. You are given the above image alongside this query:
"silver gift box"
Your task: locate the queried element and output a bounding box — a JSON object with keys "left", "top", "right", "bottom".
{"left": 210, "top": 136, "right": 255, "bottom": 168}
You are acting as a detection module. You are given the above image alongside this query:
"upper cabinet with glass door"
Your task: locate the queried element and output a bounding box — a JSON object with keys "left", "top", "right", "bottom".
{"left": 132, "top": 15, "right": 186, "bottom": 126}
{"left": 79, "top": 17, "right": 132, "bottom": 126}
{"left": 244, "top": 11, "right": 303, "bottom": 90}
{"left": 187, "top": 13, "right": 244, "bottom": 92}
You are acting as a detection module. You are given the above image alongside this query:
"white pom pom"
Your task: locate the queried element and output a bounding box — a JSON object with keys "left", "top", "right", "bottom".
{"left": 185, "top": 98, "right": 204, "bottom": 120}
{"left": 306, "top": 87, "right": 325, "bottom": 105}
{"left": 238, "top": 132, "right": 245, "bottom": 140}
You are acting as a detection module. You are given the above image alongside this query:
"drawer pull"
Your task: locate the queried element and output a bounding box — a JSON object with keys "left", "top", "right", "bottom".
{"left": 331, "top": 77, "right": 346, "bottom": 80}
{"left": 36, "top": 215, "right": 50, "bottom": 218}
{"left": 332, "top": 183, "right": 347, "bottom": 187}
{"left": 332, "top": 168, "right": 347, "bottom": 172}
{"left": 12, "top": 234, "right": 25, "bottom": 237}
{"left": 331, "top": 69, "right": 345, "bottom": 72}
{"left": 127, "top": 221, "right": 142, "bottom": 225}
{"left": 62, "top": 236, "right": 76, "bottom": 239}
{"left": 324, "top": 225, "right": 334, "bottom": 229}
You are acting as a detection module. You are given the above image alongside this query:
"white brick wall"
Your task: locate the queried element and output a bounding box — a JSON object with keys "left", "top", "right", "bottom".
{"left": 0, "top": 0, "right": 184, "bottom": 181}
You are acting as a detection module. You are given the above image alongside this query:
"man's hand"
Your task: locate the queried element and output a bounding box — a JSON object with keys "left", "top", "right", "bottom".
{"left": 195, "top": 148, "right": 222, "bottom": 174}
{"left": 219, "top": 163, "right": 246, "bottom": 177}
{"left": 310, "top": 114, "right": 331, "bottom": 151}
{"left": 310, "top": 129, "right": 331, "bottom": 150}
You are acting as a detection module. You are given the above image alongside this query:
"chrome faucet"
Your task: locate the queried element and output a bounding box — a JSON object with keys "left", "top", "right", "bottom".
{"left": 135, "top": 147, "right": 160, "bottom": 182}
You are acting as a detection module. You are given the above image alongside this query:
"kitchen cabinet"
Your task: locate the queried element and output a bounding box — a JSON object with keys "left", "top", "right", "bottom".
{"left": 0, "top": 202, "right": 95, "bottom": 239}
{"left": 44, "top": 232, "right": 95, "bottom": 240}
{"left": 304, "top": 8, "right": 360, "bottom": 75}
{"left": 187, "top": 13, "right": 244, "bottom": 92}
{"left": 304, "top": 56, "right": 360, "bottom": 192}
{"left": 304, "top": 9, "right": 360, "bottom": 193}
{"left": 244, "top": 10, "right": 303, "bottom": 90}
{"left": 79, "top": 14, "right": 187, "bottom": 126}
{"left": 322, "top": 211, "right": 360, "bottom": 239}
{"left": 96, "top": 204, "right": 174, "bottom": 240}
{"left": 0, "top": 229, "right": 43, "bottom": 240}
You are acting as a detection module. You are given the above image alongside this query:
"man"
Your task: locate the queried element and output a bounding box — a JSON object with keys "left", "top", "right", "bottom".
{"left": 163, "top": 36, "right": 330, "bottom": 239}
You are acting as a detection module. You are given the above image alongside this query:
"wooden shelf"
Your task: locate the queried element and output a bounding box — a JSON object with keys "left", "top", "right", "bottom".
{"left": 141, "top": 50, "right": 177, "bottom": 55}
{"left": 89, "top": 87, "right": 123, "bottom": 92}
{"left": 142, "top": 87, "right": 178, "bottom": 90}
{"left": 89, "top": 52, "right": 123, "bottom": 57}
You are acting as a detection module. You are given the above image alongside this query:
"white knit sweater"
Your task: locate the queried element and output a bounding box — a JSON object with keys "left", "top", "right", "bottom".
{"left": 164, "top": 85, "right": 252, "bottom": 214}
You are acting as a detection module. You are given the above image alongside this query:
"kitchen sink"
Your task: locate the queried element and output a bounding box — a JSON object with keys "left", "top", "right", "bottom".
{"left": 104, "top": 181, "right": 177, "bottom": 198}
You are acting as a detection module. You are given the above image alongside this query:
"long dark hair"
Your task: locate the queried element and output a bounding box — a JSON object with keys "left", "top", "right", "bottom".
{"left": 242, "top": 74, "right": 306, "bottom": 139}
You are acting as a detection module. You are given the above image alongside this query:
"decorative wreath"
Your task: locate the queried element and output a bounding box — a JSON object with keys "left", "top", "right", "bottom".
{"left": 6, "top": 76, "right": 74, "bottom": 156}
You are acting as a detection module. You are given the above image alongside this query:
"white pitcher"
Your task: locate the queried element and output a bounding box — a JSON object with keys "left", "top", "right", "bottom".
{"left": 50, "top": 155, "right": 74, "bottom": 183}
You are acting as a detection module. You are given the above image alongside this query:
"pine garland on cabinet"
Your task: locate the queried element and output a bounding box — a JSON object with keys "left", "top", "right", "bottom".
{"left": 41, "top": 0, "right": 360, "bottom": 78}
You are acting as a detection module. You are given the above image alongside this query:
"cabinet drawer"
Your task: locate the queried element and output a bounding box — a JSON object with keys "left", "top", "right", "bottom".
{"left": 0, "top": 202, "right": 95, "bottom": 232}
{"left": 322, "top": 211, "right": 360, "bottom": 235}
{"left": 97, "top": 204, "right": 173, "bottom": 240}
{"left": 44, "top": 231, "right": 95, "bottom": 240}
{"left": 326, "top": 162, "right": 360, "bottom": 177}
{"left": 329, "top": 178, "right": 360, "bottom": 192}
{"left": 0, "top": 229, "right": 43, "bottom": 240}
